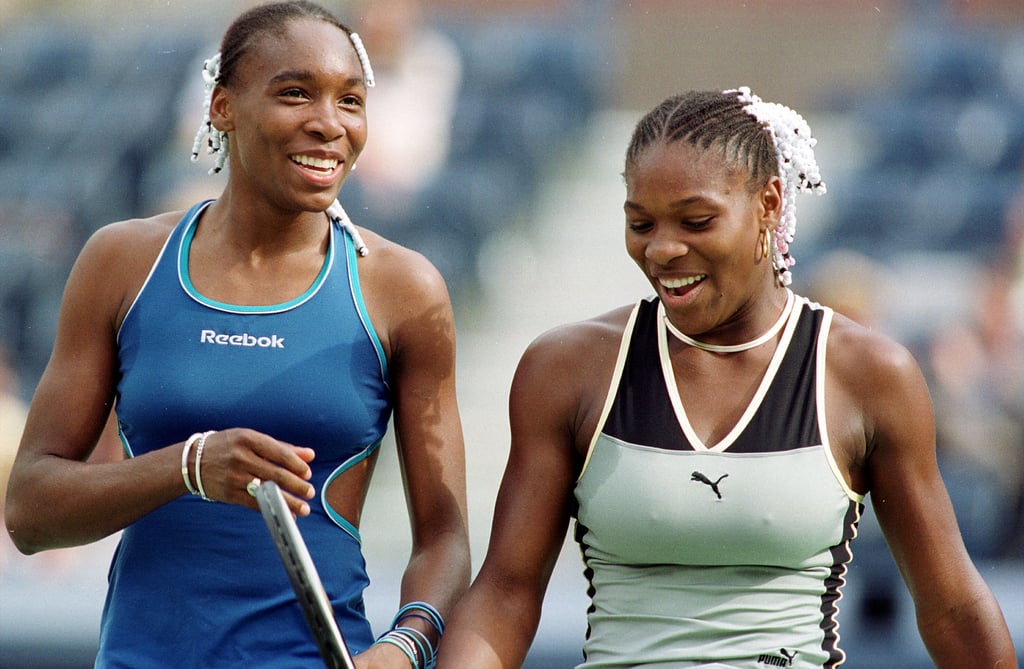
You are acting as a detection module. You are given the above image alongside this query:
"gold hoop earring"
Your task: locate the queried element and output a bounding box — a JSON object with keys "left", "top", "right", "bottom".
{"left": 759, "top": 229, "right": 772, "bottom": 260}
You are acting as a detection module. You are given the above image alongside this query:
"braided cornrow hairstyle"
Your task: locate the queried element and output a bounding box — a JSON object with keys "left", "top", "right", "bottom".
{"left": 625, "top": 88, "right": 825, "bottom": 286}
{"left": 189, "top": 0, "right": 373, "bottom": 255}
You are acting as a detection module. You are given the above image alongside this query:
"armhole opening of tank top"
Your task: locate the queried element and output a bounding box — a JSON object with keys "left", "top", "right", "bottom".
{"left": 115, "top": 415, "right": 134, "bottom": 458}
{"left": 576, "top": 301, "right": 643, "bottom": 483}
{"left": 816, "top": 306, "right": 863, "bottom": 503}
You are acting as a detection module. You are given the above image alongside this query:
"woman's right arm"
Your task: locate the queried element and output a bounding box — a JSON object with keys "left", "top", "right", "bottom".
{"left": 4, "top": 220, "right": 317, "bottom": 553}
{"left": 437, "top": 315, "right": 622, "bottom": 669}
{"left": 437, "top": 332, "right": 580, "bottom": 668}
{"left": 4, "top": 221, "right": 188, "bottom": 552}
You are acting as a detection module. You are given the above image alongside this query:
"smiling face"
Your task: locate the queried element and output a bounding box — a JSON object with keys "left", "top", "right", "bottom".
{"left": 210, "top": 17, "right": 368, "bottom": 216}
{"left": 624, "top": 138, "right": 783, "bottom": 342}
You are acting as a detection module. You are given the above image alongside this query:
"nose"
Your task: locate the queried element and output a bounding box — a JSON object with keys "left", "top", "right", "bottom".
{"left": 306, "top": 101, "right": 346, "bottom": 142}
{"left": 645, "top": 229, "right": 689, "bottom": 265}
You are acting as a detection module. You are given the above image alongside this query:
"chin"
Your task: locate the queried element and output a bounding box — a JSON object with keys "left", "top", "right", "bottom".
{"left": 305, "top": 192, "right": 340, "bottom": 213}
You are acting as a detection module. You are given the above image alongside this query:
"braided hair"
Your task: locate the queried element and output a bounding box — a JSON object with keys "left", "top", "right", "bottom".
{"left": 189, "top": 0, "right": 373, "bottom": 255}
{"left": 625, "top": 88, "right": 825, "bottom": 286}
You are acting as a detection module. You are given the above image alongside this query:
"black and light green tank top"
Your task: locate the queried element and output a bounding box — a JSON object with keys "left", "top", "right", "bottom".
{"left": 573, "top": 292, "right": 863, "bottom": 669}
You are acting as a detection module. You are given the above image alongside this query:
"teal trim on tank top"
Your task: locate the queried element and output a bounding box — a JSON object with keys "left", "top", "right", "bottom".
{"left": 322, "top": 436, "right": 386, "bottom": 541}
{"left": 343, "top": 230, "right": 389, "bottom": 384}
{"left": 116, "top": 420, "right": 134, "bottom": 458}
{"left": 177, "top": 210, "right": 334, "bottom": 314}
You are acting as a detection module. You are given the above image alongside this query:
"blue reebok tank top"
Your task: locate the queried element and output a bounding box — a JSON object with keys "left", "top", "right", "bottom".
{"left": 99, "top": 201, "right": 391, "bottom": 667}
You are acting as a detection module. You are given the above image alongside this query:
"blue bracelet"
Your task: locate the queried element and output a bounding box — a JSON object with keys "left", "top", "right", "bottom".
{"left": 392, "top": 601, "right": 445, "bottom": 636}
{"left": 374, "top": 631, "right": 420, "bottom": 669}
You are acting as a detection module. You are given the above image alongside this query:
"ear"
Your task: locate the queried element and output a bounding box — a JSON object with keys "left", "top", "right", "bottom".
{"left": 758, "top": 176, "right": 783, "bottom": 229}
{"left": 209, "top": 84, "right": 235, "bottom": 133}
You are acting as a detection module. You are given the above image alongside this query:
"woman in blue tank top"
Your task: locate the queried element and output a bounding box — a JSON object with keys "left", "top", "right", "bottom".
{"left": 5, "top": 3, "right": 469, "bottom": 667}
{"left": 436, "top": 89, "right": 1017, "bottom": 668}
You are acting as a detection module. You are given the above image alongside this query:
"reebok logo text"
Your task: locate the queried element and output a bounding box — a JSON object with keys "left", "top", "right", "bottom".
{"left": 200, "top": 329, "right": 285, "bottom": 349}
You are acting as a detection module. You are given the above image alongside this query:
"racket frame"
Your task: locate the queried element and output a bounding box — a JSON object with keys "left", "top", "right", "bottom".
{"left": 254, "top": 480, "right": 357, "bottom": 669}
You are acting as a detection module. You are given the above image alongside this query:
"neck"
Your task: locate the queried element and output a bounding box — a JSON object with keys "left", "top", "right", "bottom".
{"left": 664, "top": 289, "right": 794, "bottom": 354}
{"left": 203, "top": 195, "right": 329, "bottom": 258}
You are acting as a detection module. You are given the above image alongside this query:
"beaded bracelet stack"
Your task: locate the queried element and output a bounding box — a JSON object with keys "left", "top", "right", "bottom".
{"left": 373, "top": 601, "right": 445, "bottom": 669}
{"left": 181, "top": 431, "right": 217, "bottom": 501}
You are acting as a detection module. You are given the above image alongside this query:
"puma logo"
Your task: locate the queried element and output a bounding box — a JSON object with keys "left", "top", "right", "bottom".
{"left": 691, "top": 471, "right": 728, "bottom": 499}
{"left": 758, "top": 649, "right": 798, "bottom": 666}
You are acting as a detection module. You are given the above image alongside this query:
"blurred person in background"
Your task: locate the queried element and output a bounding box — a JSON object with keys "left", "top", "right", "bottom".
{"left": 437, "top": 87, "right": 1017, "bottom": 668}
{"left": 4, "top": 2, "right": 469, "bottom": 667}
{"left": 340, "top": 0, "right": 463, "bottom": 222}
{"left": 800, "top": 250, "right": 889, "bottom": 330}
{"left": 925, "top": 201, "right": 1024, "bottom": 560}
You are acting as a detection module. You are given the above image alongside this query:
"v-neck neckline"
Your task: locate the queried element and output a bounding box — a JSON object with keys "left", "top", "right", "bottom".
{"left": 655, "top": 294, "right": 803, "bottom": 452}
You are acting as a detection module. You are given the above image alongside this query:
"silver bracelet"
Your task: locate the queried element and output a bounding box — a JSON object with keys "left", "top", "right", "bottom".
{"left": 193, "top": 431, "right": 216, "bottom": 501}
{"left": 181, "top": 432, "right": 203, "bottom": 495}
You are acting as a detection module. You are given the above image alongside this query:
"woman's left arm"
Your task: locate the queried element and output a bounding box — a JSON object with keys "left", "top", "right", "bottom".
{"left": 389, "top": 258, "right": 471, "bottom": 617}
{"left": 854, "top": 330, "right": 1017, "bottom": 667}
{"left": 358, "top": 239, "right": 471, "bottom": 668}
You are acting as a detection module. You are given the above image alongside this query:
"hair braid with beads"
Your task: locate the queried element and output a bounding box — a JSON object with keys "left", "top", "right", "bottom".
{"left": 625, "top": 88, "right": 825, "bottom": 286}
{"left": 189, "top": 0, "right": 373, "bottom": 254}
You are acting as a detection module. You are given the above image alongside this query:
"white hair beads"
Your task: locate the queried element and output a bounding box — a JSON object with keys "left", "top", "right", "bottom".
{"left": 727, "top": 86, "right": 827, "bottom": 286}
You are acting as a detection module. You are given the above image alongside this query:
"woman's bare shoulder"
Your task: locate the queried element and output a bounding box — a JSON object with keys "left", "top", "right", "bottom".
{"left": 516, "top": 303, "right": 638, "bottom": 383}
{"left": 83, "top": 210, "right": 184, "bottom": 263}
{"left": 70, "top": 211, "right": 188, "bottom": 324}
{"left": 825, "top": 311, "right": 923, "bottom": 389}
{"left": 529, "top": 304, "right": 636, "bottom": 354}
{"left": 354, "top": 228, "right": 448, "bottom": 303}
{"left": 824, "top": 309, "right": 932, "bottom": 454}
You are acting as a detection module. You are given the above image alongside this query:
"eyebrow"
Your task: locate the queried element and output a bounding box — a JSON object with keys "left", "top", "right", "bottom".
{"left": 268, "top": 69, "right": 365, "bottom": 88}
{"left": 269, "top": 69, "right": 314, "bottom": 84}
{"left": 624, "top": 195, "right": 712, "bottom": 211}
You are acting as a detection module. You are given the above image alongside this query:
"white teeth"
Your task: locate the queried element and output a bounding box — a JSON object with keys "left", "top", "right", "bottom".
{"left": 291, "top": 155, "right": 338, "bottom": 171}
{"left": 659, "top": 274, "right": 706, "bottom": 289}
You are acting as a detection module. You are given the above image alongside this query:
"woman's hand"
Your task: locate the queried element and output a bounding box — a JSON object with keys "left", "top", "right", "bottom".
{"left": 186, "top": 428, "right": 316, "bottom": 516}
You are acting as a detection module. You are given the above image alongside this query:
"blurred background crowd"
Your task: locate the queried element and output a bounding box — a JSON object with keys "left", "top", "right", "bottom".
{"left": 1, "top": 0, "right": 1022, "bottom": 667}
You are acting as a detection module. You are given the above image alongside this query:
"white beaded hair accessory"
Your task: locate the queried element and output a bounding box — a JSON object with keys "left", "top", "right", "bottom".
{"left": 327, "top": 199, "right": 368, "bottom": 256}
{"left": 190, "top": 53, "right": 229, "bottom": 175}
{"left": 348, "top": 32, "right": 376, "bottom": 88}
{"left": 726, "top": 86, "right": 826, "bottom": 286}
